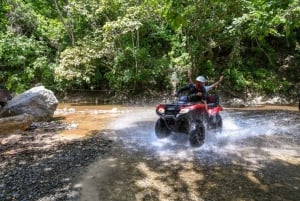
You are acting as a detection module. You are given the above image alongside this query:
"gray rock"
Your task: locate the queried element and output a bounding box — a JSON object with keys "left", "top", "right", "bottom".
{"left": 225, "top": 98, "right": 246, "bottom": 107}
{"left": 265, "top": 96, "right": 289, "bottom": 105}
{"left": 0, "top": 86, "right": 58, "bottom": 121}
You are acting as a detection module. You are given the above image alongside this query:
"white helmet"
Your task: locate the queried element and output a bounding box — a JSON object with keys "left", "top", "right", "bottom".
{"left": 196, "top": 75, "right": 206, "bottom": 83}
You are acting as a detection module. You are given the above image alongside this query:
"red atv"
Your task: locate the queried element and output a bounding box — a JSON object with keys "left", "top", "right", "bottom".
{"left": 155, "top": 94, "right": 223, "bottom": 147}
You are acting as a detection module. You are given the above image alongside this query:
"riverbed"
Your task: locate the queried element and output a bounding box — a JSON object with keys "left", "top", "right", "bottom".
{"left": 62, "top": 104, "right": 300, "bottom": 201}
{"left": 1, "top": 103, "right": 299, "bottom": 201}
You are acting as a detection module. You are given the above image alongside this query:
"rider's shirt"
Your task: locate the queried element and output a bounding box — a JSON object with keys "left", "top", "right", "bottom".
{"left": 176, "top": 83, "right": 207, "bottom": 102}
{"left": 204, "top": 85, "right": 212, "bottom": 92}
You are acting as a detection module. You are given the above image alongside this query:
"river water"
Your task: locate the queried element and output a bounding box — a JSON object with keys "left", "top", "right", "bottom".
{"left": 104, "top": 106, "right": 300, "bottom": 164}
{"left": 62, "top": 104, "right": 300, "bottom": 201}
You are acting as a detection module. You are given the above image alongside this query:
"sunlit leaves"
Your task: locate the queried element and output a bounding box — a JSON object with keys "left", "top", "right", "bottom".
{"left": 103, "top": 16, "right": 142, "bottom": 41}
{"left": 5, "top": 0, "right": 38, "bottom": 35}
{"left": 0, "top": 0, "right": 299, "bottom": 97}
{"left": 36, "top": 17, "right": 65, "bottom": 48}
{"left": 55, "top": 45, "right": 101, "bottom": 84}
{"left": 227, "top": 0, "right": 298, "bottom": 39}
{"left": 0, "top": 31, "right": 53, "bottom": 92}
{"left": 0, "top": 32, "right": 46, "bottom": 67}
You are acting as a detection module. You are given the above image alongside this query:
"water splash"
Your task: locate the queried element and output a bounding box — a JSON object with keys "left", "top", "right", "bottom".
{"left": 106, "top": 108, "right": 300, "bottom": 163}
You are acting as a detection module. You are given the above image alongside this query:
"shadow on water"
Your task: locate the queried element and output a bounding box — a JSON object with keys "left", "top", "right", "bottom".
{"left": 76, "top": 109, "right": 300, "bottom": 201}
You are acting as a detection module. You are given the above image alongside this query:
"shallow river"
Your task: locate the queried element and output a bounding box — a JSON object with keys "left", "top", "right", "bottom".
{"left": 56, "top": 104, "right": 300, "bottom": 201}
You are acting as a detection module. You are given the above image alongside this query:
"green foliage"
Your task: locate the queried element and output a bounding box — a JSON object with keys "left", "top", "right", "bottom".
{"left": 0, "top": 0, "right": 299, "bottom": 99}
{"left": 5, "top": 0, "right": 39, "bottom": 36}
{"left": 0, "top": 31, "right": 55, "bottom": 92}
{"left": 0, "top": 1, "right": 10, "bottom": 31}
{"left": 105, "top": 47, "right": 170, "bottom": 94}
{"left": 55, "top": 0, "right": 173, "bottom": 94}
{"left": 54, "top": 43, "right": 101, "bottom": 89}
{"left": 224, "top": 68, "right": 247, "bottom": 91}
{"left": 222, "top": 0, "right": 300, "bottom": 96}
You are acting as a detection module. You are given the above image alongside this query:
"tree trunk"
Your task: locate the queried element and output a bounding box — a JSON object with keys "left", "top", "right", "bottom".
{"left": 53, "top": 0, "right": 75, "bottom": 46}
{"left": 0, "top": 114, "right": 33, "bottom": 135}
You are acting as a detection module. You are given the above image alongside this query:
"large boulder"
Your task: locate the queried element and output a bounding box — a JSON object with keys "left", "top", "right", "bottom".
{"left": 0, "top": 86, "right": 58, "bottom": 121}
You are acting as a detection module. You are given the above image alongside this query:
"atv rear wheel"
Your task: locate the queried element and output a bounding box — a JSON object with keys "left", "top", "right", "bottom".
{"left": 189, "top": 122, "right": 205, "bottom": 147}
{"left": 155, "top": 118, "right": 171, "bottom": 139}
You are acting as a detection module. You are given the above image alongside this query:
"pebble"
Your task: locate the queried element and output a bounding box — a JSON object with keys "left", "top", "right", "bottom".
{"left": 0, "top": 121, "right": 112, "bottom": 201}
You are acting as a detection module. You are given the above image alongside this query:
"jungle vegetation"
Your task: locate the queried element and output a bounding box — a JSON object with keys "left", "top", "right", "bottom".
{"left": 0, "top": 0, "right": 299, "bottom": 100}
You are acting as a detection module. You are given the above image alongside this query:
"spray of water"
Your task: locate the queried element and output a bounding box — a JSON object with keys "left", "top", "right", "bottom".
{"left": 107, "top": 107, "right": 300, "bottom": 163}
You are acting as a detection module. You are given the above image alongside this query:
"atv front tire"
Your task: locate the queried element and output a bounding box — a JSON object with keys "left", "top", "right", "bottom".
{"left": 189, "top": 122, "right": 205, "bottom": 147}
{"left": 208, "top": 114, "right": 222, "bottom": 133}
{"left": 155, "top": 118, "right": 171, "bottom": 138}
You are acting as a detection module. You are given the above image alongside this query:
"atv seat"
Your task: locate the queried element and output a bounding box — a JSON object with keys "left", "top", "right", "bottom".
{"left": 207, "top": 94, "right": 219, "bottom": 108}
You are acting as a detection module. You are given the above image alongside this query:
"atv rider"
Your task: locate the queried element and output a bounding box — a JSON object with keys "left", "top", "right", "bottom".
{"left": 176, "top": 75, "right": 207, "bottom": 102}
{"left": 188, "top": 71, "right": 223, "bottom": 92}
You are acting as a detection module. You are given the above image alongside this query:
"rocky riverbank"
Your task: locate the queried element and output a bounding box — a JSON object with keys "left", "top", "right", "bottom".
{"left": 0, "top": 121, "right": 113, "bottom": 201}
{"left": 0, "top": 105, "right": 121, "bottom": 201}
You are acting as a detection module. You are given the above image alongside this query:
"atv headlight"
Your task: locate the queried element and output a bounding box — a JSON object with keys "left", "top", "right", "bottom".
{"left": 157, "top": 107, "right": 165, "bottom": 114}
{"left": 156, "top": 104, "right": 166, "bottom": 115}
{"left": 179, "top": 108, "right": 190, "bottom": 114}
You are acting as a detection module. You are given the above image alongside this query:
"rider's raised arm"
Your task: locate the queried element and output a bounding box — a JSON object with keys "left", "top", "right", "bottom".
{"left": 209, "top": 75, "right": 224, "bottom": 89}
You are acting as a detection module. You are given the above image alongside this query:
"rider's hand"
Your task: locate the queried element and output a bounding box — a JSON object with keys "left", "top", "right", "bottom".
{"left": 219, "top": 75, "right": 224, "bottom": 81}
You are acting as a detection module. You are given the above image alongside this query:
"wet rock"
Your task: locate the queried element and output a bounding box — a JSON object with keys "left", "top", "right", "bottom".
{"left": 224, "top": 98, "right": 246, "bottom": 107}
{"left": 0, "top": 86, "right": 58, "bottom": 121}
{"left": 265, "top": 96, "right": 289, "bottom": 105}
{"left": 0, "top": 114, "right": 33, "bottom": 135}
